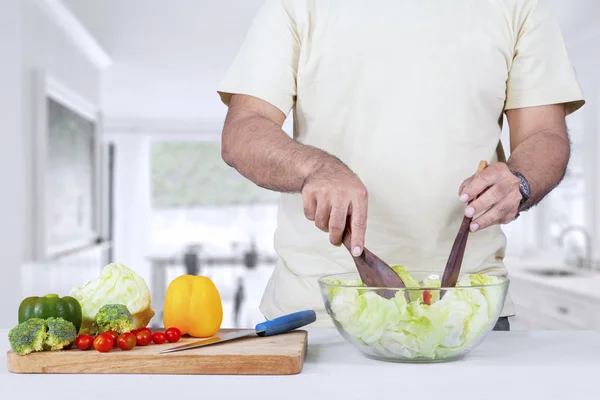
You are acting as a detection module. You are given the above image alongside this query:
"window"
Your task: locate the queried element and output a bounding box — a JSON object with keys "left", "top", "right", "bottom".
{"left": 149, "top": 141, "right": 280, "bottom": 255}
{"left": 151, "top": 141, "right": 280, "bottom": 208}
{"left": 543, "top": 111, "right": 587, "bottom": 245}
{"left": 148, "top": 140, "right": 280, "bottom": 328}
{"left": 500, "top": 108, "right": 590, "bottom": 261}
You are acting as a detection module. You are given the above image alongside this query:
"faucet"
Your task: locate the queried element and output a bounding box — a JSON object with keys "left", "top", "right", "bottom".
{"left": 557, "top": 225, "right": 593, "bottom": 270}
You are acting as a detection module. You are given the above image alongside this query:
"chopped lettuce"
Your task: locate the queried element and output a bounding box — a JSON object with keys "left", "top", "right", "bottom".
{"left": 458, "top": 273, "right": 503, "bottom": 321}
{"left": 324, "top": 278, "right": 363, "bottom": 300}
{"left": 391, "top": 265, "right": 419, "bottom": 288}
{"left": 392, "top": 265, "right": 422, "bottom": 301}
{"left": 323, "top": 269, "right": 505, "bottom": 360}
{"left": 423, "top": 276, "right": 441, "bottom": 288}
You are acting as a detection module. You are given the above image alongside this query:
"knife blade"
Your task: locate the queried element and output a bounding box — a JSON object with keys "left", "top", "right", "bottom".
{"left": 159, "top": 309, "right": 317, "bottom": 354}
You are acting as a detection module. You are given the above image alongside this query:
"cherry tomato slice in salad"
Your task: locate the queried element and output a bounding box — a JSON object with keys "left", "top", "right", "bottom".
{"left": 423, "top": 290, "right": 432, "bottom": 305}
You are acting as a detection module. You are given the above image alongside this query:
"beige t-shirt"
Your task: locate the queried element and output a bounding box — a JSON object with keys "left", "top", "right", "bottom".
{"left": 218, "top": 0, "right": 585, "bottom": 326}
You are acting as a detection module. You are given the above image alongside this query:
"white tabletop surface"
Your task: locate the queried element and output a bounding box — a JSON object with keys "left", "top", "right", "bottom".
{"left": 2, "top": 328, "right": 600, "bottom": 400}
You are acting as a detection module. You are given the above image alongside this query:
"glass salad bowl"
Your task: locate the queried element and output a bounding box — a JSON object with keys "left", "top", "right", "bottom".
{"left": 318, "top": 268, "right": 509, "bottom": 363}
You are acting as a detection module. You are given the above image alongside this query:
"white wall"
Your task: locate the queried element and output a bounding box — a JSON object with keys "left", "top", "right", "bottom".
{"left": 569, "top": 35, "right": 600, "bottom": 87}
{"left": 0, "top": 0, "right": 103, "bottom": 329}
{"left": 0, "top": 0, "right": 25, "bottom": 330}
{"left": 21, "top": 0, "right": 102, "bottom": 258}
{"left": 110, "top": 134, "right": 152, "bottom": 286}
{"left": 22, "top": 1, "right": 101, "bottom": 105}
{"left": 102, "top": 64, "right": 228, "bottom": 122}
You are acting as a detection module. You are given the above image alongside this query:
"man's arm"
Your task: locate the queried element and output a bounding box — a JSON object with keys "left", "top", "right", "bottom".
{"left": 222, "top": 94, "right": 328, "bottom": 193}
{"left": 458, "top": 104, "right": 569, "bottom": 232}
{"left": 222, "top": 94, "right": 369, "bottom": 254}
{"left": 505, "top": 104, "right": 569, "bottom": 209}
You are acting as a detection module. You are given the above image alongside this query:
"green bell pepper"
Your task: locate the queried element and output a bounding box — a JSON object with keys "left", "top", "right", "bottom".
{"left": 18, "top": 294, "right": 83, "bottom": 333}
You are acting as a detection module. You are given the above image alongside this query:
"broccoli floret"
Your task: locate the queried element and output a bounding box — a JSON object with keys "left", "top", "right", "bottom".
{"left": 8, "top": 318, "right": 47, "bottom": 355}
{"left": 44, "top": 317, "right": 77, "bottom": 351}
{"left": 95, "top": 304, "right": 134, "bottom": 334}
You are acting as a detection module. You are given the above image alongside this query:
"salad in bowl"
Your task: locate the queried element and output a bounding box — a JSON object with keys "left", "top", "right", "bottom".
{"left": 318, "top": 266, "right": 509, "bottom": 363}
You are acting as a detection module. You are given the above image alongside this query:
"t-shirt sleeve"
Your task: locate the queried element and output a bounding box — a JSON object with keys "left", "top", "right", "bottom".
{"left": 218, "top": 0, "right": 301, "bottom": 116}
{"left": 505, "top": 0, "right": 585, "bottom": 115}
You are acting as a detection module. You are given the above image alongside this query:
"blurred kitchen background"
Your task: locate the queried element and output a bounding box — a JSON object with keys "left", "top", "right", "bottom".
{"left": 1, "top": 0, "right": 599, "bottom": 331}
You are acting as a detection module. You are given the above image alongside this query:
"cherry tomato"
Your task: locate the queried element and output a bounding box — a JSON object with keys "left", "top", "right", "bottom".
{"left": 138, "top": 327, "right": 152, "bottom": 334}
{"left": 104, "top": 330, "right": 119, "bottom": 347}
{"left": 152, "top": 331, "right": 166, "bottom": 344}
{"left": 117, "top": 332, "right": 137, "bottom": 351}
{"left": 131, "top": 329, "right": 139, "bottom": 335}
{"left": 76, "top": 334, "right": 94, "bottom": 350}
{"left": 136, "top": 330, "right": 153, "bottom": 346}
{"left": 165, "top": 327, "right": 182, "bottom": 343}
{"left": 93, "top": 334, "right": 114, "bottom": 353}
{"left": 423, "top": 290, "right": 432, "bottom": 305}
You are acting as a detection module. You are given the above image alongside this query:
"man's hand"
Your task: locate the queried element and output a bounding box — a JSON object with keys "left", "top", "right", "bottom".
{"left": 222, "top": 94, "right": 370, "bottom": 255}
{"left": 302, "top": 162, "right": 368, "bottom": 256}
{"left": 458, "top": 162, "right": 522, "bottom": 232}
{"left": 458, "top": 103, "right": 571, "bottom": 233}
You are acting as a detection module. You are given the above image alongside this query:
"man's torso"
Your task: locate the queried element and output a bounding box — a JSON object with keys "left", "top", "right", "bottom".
{"left": 261, "top": 0, "right": 528, "bottom": 323}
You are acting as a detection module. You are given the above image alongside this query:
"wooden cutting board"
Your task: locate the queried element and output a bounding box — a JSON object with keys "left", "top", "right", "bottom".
{"left": 7, "top": 329, "right": 308, "bottom": 375}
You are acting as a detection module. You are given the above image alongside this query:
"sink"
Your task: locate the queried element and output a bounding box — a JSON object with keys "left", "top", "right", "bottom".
{"left": 525, "top": 268, "right": 580, "bottom": 277}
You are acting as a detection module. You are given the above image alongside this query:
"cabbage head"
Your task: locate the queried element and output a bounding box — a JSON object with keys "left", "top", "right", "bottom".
{"left": 70, "top": 263, "right": 155, "bottom": 333}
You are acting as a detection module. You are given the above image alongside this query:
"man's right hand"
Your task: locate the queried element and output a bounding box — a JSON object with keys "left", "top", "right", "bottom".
{"left": 301, "top": 162, "right": 368, "bottom": 257}
{"left": 221, "top": 94, "right": 369, "bottom": 256}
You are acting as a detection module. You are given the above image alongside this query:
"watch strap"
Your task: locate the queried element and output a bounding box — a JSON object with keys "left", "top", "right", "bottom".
{"left": 512, "top": 171, "right": 530, "bottom": 212}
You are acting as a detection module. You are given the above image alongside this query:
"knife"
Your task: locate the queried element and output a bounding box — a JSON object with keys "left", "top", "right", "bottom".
{"left": 159, "top": 309, "right": 317, "bottom": 354}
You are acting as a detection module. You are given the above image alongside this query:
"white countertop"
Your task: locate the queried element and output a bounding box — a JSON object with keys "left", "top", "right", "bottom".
{"left": 505, "top": 256, "right": 600, "bottom": 302}
{"left": 2, "top": 328, "right": 600, "bottom": 400}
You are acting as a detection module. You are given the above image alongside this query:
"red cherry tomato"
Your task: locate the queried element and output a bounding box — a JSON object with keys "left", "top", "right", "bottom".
{"left": 165, "top": 327, "right": 182, "bottom": 343}
{"left": 117, "top": 332, "right": 137, "bottom": 351}
{"left": 152, "top": 331, "right": 166, "bottom": 344}
{"left": 136, "top": 330, "right": 153, "bottom": 346}
{"left": 138, "top": 327, "right": 152, "bottom": 334}
{"left": 423, "top": 290, "right": 432, "bottom": 305}
{"left": 93, "top": 334, "right": 114, "bottom": 352}
{"left": 131, "top": 329, "right": 139, "bottom": 335}
{"left": 76, "top": 334, "right": 94, "bottom": 350}
{"left": 104, "top": 330, "right": 119, "bottom": 347}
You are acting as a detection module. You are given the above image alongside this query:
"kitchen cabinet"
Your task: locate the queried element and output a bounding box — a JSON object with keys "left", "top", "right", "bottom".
{"left": 510, "top": 274, "right": 600, "bottom": 330}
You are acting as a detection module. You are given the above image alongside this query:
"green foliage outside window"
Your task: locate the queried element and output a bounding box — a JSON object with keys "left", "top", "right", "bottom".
{"left": 151, "top": 142, "right": 280, "bottom": 208}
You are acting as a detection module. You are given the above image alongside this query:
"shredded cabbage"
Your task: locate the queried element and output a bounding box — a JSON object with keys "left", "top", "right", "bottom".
{"left": 70, "top": 263, "right": 155, "bottom": 333}
{"left": 324, "top": 268, "right": 505, "bottom": 359}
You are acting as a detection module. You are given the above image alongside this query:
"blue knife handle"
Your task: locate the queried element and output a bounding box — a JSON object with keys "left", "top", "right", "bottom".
{"left": 255, "top": 310, "right": 317, "bottom": 337}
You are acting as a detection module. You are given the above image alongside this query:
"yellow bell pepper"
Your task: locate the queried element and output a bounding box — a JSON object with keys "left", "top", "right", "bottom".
{"left": 163, "top": 275, "right": 223, "bottom": 338}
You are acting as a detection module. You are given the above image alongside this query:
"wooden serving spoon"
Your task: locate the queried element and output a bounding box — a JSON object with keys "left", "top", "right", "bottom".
{"left": 440, "top": 160, "right": 489, "bottom": 292}
{"left": 341, "top": 222, "right": 408, "bottom": 300}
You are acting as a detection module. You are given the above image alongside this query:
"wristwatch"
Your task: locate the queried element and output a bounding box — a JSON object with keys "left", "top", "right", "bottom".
{"left": 512, "top": 171, "right": 531, "bottom": 215}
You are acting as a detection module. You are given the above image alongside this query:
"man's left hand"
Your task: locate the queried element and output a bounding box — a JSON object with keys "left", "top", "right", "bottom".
{"left": 458, "top": 162, "right": 522, "bottom": 232}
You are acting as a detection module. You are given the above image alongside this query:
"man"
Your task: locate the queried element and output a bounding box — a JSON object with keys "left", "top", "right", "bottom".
{"left": 217, "top": 0, "right": 585, "bottom": 329}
